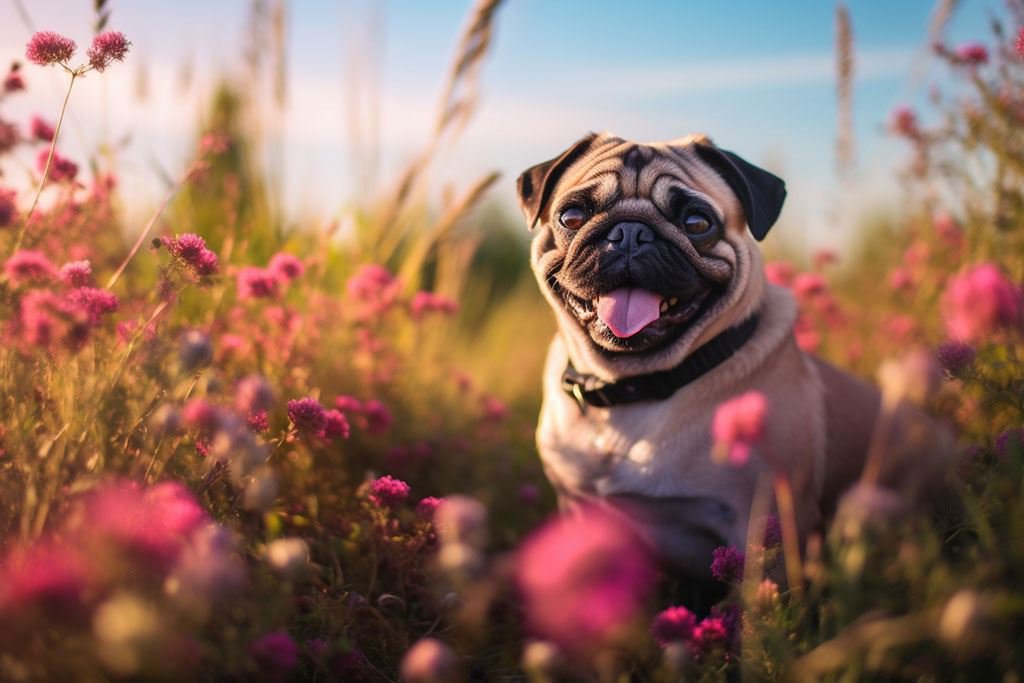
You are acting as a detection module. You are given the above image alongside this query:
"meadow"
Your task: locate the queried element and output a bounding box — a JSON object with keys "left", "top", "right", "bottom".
{"left": 0, "top": 1, "right": 1023, "bottom": 681}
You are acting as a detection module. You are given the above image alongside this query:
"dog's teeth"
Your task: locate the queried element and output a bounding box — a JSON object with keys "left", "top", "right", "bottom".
{"left": 660, "top": 300, "right": 669, "bottom": 313}
{"left": 668, "top": 297, "right": 679, "bottom": 307}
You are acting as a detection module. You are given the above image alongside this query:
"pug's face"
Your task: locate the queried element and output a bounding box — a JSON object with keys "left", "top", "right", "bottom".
{"left": 518, "top": 133, "right": 786, "bottom": 368}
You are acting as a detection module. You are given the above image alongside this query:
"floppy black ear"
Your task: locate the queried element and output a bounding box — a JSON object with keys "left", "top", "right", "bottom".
{"left": 516, "top": 133, "right": 599, "bottom": 230}
{"left": 693, "top": 144, "right": 787, "bottom": 241}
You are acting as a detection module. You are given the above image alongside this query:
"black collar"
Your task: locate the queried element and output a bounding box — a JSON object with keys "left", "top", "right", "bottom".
{"left": 561, "top": 313, "right": 760, "bottom": 412}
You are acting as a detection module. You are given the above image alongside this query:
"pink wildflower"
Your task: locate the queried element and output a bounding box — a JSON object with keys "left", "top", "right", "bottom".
{"left": 25, "top": 31, "right": 76, "bottom": 66}
{"left": 812, "top": 248, "right": 837, "bottom": 270}
{"left": 691, "top": 615, "right": 730, "bottom": 658}
{"left": 334, "top": 395, "right": 362, "bottom": 413}
{"left": 4, "top": 249, "right": 56, "bottom": 285}
{"left": 710, "top": 545, "right": 745, "bottom": 583}
{"left": 1017, "top": 28, "right": 1024, "bottom": 59}
{"left": 368, "top": 475, "right": 411, "bottom": 507}
{"left": 78, "top": 480, "right": 207, "bottom": 566}
{"left": 516, "top": 505, "right": 657, "bottom": 654}
{"left": 953, "top": 41, "right": 988, "bottom": 67}
{"left": 287, "top": 397, "right": 326, "bottom": 435}
{"left": 941, "top": 263, "right": 1022, "bottom": 342}
{"left": 346, "top": 264, "right": 401, "bottom": 320}
{"left": 933, "top": 211, "right": 964, "bottom": 247}
{"left": 17, "top": 290, "right": 61, "bottom": 346}
{"left": 66, "top": 287, "right": 118, "bottom": 324}
{"left": 792, "top": 272, "right": 827, "bottom": 300}
{"left": 651, "top": 606, "right": 697, "bottom": 646}
{"left": 246, "top": 410, "right": 270, "bottom": 434}
{"left": 936, "top": 341, "right": 975, "bottom": 376}
{"left": 711, "top": 391, "right": 768, "bottom": 466}
{"left": 181, "top": 398, "right": 220, "bottom": 433}
{"left": 481, "top": 395, "right": 508, "bottom": 423}
{"left": 888, "top": 105, "right": 920, "bottom": 138}
{"left": 39, "top": 149, "right": 78, "bottom": 183}
{"left": 59, "top": 260, "right": 93, "bottom": 287}
{"left": 793, "top": 315, "right": 820, "bottom": 352}
{"left": 236, "top": 266, "right": 279, "bottom": 299}
{"left": 363, "top": 399, "right": 394, "bottom": 435}
{"left": 410, "top": 291, "right": 459, "bottom": 319}
{"left": 268, "top": 252, "right": 305, "bottom": 282}
{"left": 160, "top": 233, "right": 219, "bottom": 277}
{"left": 888, "top": 267, "right": 914, "bottom": 292}
{"left": 86, "top": 31, "right": 130, "bottom": 72}
{"left": 764, "top": 261, "right": 794, "bottom": 287}
{"left": 29, "top": 115, "right": 54, "bottom": 142}
{"left": 323, "top": 409, "right": 351, "bottom": 439}
{"left": 416, "top": 496, "right": 445, "bottom": 520}
{"left": 3, "top": 64, "right": 25, "bottom": 93}
{"left": 249, "top": 631, "right": 299, "bottom": 674}
{"left": 0, "top": 539, "right": 91, "bottom": 612}
{"left": 0, "top": 187, "right": 16, "bottom": 227}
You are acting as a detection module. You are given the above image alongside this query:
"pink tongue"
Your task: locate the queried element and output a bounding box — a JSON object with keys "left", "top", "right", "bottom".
{"left": 596, "top": 288, "right": 663, "bottom": 338}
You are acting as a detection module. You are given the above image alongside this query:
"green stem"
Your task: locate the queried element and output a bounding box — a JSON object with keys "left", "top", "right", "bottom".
{"left": 10, "top": 70, "right": 77, "bottom": 256}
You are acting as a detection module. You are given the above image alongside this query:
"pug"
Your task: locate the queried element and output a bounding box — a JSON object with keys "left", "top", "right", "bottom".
{"left": 516, "top": 132, "right": 952, "bottom": 579}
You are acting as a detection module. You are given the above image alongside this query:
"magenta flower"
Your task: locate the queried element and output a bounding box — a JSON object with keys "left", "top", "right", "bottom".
{"left": 711, "top": 391, "right": 768, "bottom": 466}
{"left": 323, "top": 409, "right": 351, "bottom": 439}
{"left": 792, "top": 272, "right": 827, "bottom": 301}
{"left": 3, "top": 64, "right": 25, "bottom": 93}
{"left": 236, "top": 266, "right": 279, "bottom": 299}
{"left": 410, "top": 291, "right": 459, "bottom": 319}
{"left": 65, "top": 287, "right": 118, "bottom": 324}
{"left": 39, "top": 149, "right": 78, "bottom": 183}
{"left": 86, "top": 31, "right": 130, "bottom": 72}
{"left": 59, "top": 260, "right": 93, "bottom": 287}
{"left": 181, "top": 398, "right": 220, "bottom": 433}
{"left": 268, "top": 252, "right": 305, "bottom": 282}
{"left": 0, "top": 539, "right": 91, "bottom": 612}
{"left": 4, "top": 249, "right": 56, "bottom": 285}
{"left": 888, "top": 267, "right": 913, "bottom": 292}
{"left": 936, "top": 341, "right": 976, "bottom": 376}
{"left": 17, "top": 290, "right": 61, "bottom": 346}
{"left": 764, "top": 261, "right": 794, "bottom": 287}
{"left": 941, "top": 263, "right": 1022, "bottom": 342}
{"left": 346, "top": 264, "right": 402, "bottom": 320}
{"left": 246, "top": 410, "right": 270, "bottom": 434}
{"left": 651, "top": 606, "right": 697, "bottom": 646}
{"left": 363, "top": 399, "right": 394, "bottom": 435}
{"left": 160, "top": 233, "right": 219, "bottom": 277}
{"left": 416, "top": 496, "right": 445, "bottom": 520}
{"left": 0, "top": 187, "right": 16, "bottom": 227}
{"left": 1017, "top": 28, "right": 1024, "bottom": 59}
{"left": 888, "top": 105, "right": 920, "bottom": 138}
{"left": 334, "top": 395, "right": 362, "bottom": 413}
{"left": 516, "top": 505, "right": 657, "bottom": 654}
{"left": 953, "top": 41, "right": 988, "bottom": 66}
{"left": 25, "top": 31, "right": 76, "bottom": 66}
{"left": 369, "top": 475, "right": 411, "bottom": 507}
{"left": 287, "top": 397, "right": 326, "bottom": 435}
{"left": 29, "top": 115, "right": 55, "bottom": 142}
{"left": 691, "top": 616, "right": 729, "bottom": 658}
{"left": 249, "top": 631, "right": 299, "bottom": 674}
{"left": 710, "top": 545, "right": 745, "bottom": 583}
{"left": 78, "top": 480, "right": 208, "bottom": 566}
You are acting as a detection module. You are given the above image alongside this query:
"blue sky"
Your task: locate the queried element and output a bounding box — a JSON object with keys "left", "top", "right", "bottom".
{"left": 0, "top": 0, "right": 1007, "bottom": 250}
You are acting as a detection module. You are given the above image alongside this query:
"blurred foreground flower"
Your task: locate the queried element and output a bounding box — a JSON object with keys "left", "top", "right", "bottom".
{"left": 651, "top": 606, "right": 697, "bottom": 646}
{"left": 941, "top": 263, "right": 1021, "bottom": 342}
{"left": 877, "top": 347, "right": 942, "bottom": 407}
{"left": 711, "top": 390, "right": 767, "bottom": 466}
{"left": 516, "top": 505, "right": 656, "bottom": 655}
{"left": 400, "top": 638, "right": 460, "bottom": 683}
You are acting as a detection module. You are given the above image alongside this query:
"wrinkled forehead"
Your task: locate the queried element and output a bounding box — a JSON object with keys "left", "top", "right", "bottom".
{"left": 554, "top": 137, "right": 743, "bottom": 225}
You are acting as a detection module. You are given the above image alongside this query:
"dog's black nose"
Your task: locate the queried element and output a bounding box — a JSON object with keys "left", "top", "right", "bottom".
{"left": 607, "top": 221, "right": 656, "bottom": 253}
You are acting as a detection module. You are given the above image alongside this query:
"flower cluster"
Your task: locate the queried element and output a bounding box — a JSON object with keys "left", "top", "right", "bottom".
{"left": 711, "top": 390, "right": 768, "bottom": 466}
{"left": 160, "top": 233, "right": 219, "bottom": 277}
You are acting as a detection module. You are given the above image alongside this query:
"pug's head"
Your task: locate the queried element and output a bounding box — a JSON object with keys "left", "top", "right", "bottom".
{"left": 517, "top": 133, "right": 786, "bottom": 377}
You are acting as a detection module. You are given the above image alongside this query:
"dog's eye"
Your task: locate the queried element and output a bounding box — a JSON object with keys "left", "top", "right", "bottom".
{"left": 683, "top": 212, "right": 713, "bottom": 236}
{"left": 559, "top": 206, "right": 587, "bottom": 230}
